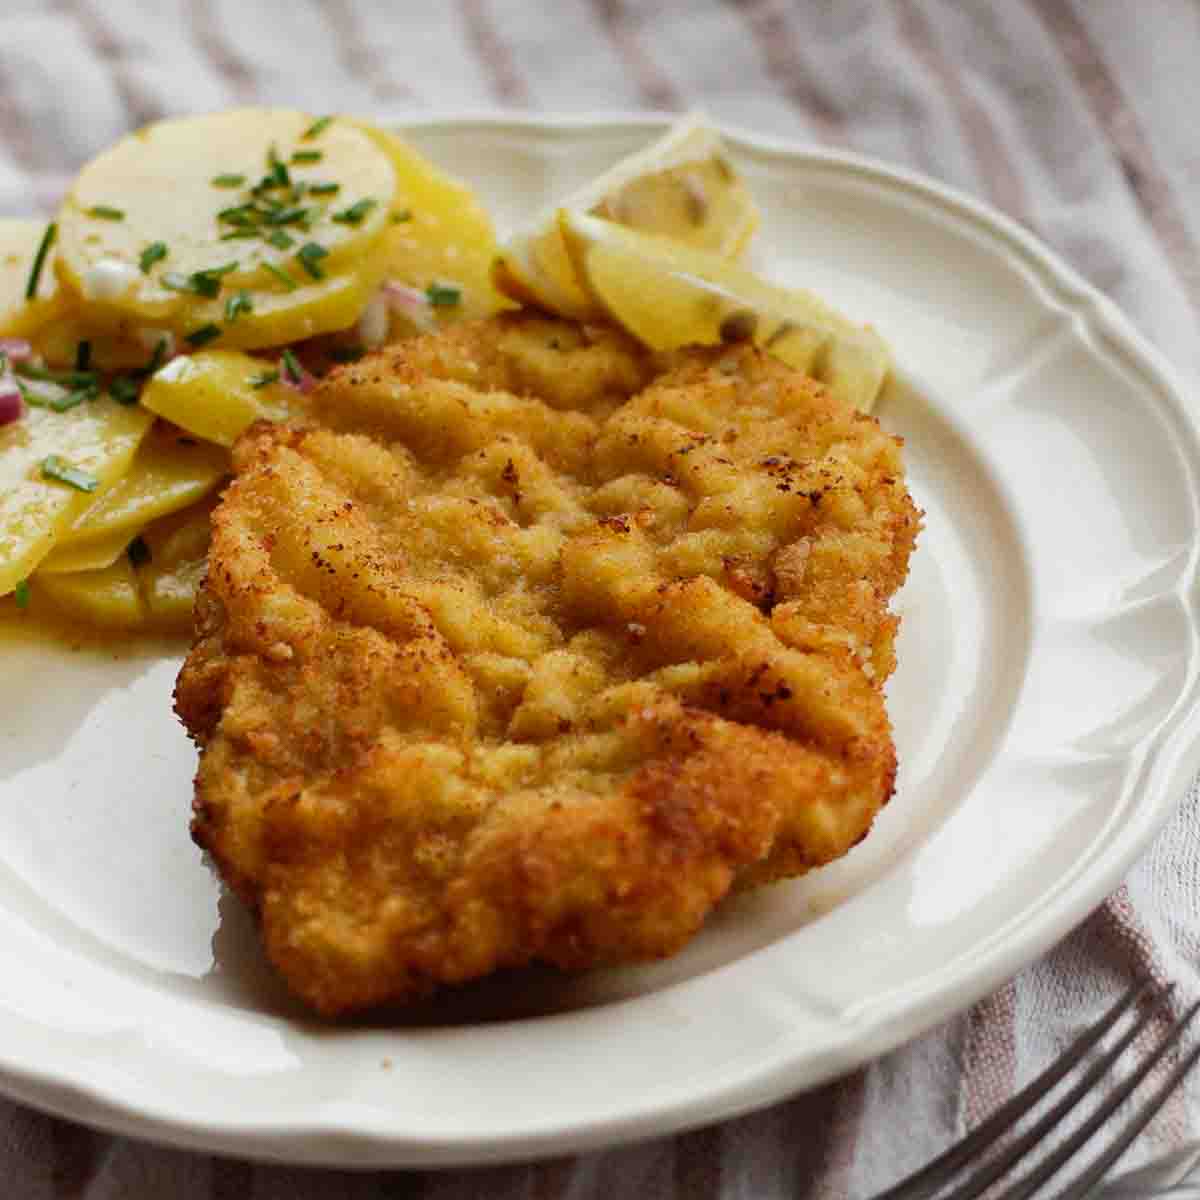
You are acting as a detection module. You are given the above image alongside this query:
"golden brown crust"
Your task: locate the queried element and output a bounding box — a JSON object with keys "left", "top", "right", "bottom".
{"left": 176, "top": 314, "right": 921, "bottom": 1016}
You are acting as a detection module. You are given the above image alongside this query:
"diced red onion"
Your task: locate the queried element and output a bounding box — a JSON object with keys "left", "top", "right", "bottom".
{"left": 280, "top": 356, "right": 316, "bottom": 394}
{"left": 0, "top": 381, "right": 22, "bottom": 427}
{"left": 382, "top": 280, "right": 437, "bottom": 332}
{"left": 0, "top": 337, "right": 32, "bottom": 363}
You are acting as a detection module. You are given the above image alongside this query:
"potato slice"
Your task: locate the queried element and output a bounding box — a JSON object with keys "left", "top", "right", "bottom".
{"left": 38, "top": 526, "right": 132, "bottom": 574}
{"left": 180, "top": 259, "right": 388, "bottom": 351}
{"left": 56, "top": 109, "right": 397, "bottom": 324}
{"left": 138, "top": 500, "right": 214, "bottom": 633}
{"left": 140, "top": 349, "right": 304, "bottom": 447}
{"left": 34, "top": 556, "right": 144, "bottom": 629}
{"left": 62, "top": 421, "right": 228, "bottom": 544}
{"left": 358, "top": 125, "right": 512, "bottom": 323}
{"left": 33, "top": 311, "right": 168, "bottom": 370}
{"left": 0, "top": 397, "right": 153, "bottom": 596}
{"left": 0, "top": 218, "right": 72, "bottom": 339}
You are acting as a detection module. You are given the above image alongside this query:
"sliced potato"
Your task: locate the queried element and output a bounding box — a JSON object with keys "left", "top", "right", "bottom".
{"left": 181, "top": 257, "right": 388, "bottom": 350}
{"left": 140, "top": 349, "right": 305, "bottom": 446}
{"left": 357, "top": 124, "right": 512, "bottom": 322}
{"left": 138, "top": 500, "right": 214, "bottom": 633}
{"left": 38, "top": 527, "right": 132, "bottom": 574}
{"left": 33, "top": 311, "right": 169, "bottom": 370}
{"left": 56, "top": 109, "right": 397, "bottom": 324}
{"left": 0, "top": 218, "right": 72, "bottom": 339}
{"left": 63, "top": 421, "right": 228, "bottom": 544}
{"left": 0, "top": 398, "right": 153, "bottom": 596}
{"left": 34, "top": 556, "right": 144, "bottom": 629}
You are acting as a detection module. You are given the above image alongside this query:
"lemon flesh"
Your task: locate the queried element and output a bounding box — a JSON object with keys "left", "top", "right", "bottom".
{"left": 559, "top": 210, "right": 892, "bottom": 412}
{"left": 495, "top": 115, "right": 758, "bottom": 320}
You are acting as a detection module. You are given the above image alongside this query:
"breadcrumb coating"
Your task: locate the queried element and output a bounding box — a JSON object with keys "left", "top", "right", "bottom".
{"left": 176, "top": 314, "right": 921, "bottom": 1015}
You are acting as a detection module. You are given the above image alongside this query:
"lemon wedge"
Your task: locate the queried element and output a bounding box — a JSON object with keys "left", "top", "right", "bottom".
{"left": 493, "top": 115, "right": 758, "bottom": 320}
{"left": 558, "top": 210, "right": 892, "bottom": 412}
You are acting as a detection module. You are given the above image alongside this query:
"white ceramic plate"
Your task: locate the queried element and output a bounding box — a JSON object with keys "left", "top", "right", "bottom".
{"left": 1, "top": 114, "right": 1198, "bottom": 1168}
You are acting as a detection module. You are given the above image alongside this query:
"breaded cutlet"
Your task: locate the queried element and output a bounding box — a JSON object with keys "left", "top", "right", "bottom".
{"left": 176, "top": 314, "right": 920, "bottom": 1015}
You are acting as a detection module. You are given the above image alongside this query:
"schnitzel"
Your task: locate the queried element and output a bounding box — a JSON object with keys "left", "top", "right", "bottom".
{"left": 176, "top": 314, "right": 920, "bottom": 1016}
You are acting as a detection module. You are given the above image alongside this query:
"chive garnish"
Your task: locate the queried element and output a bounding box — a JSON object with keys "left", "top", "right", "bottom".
{"left": 126, "top": 535, "right": 152, "bottom": 567}
{"left": 291, "top": 150, "right": 322, "bottom": 164}
{"left": 225, "top": 290, "right": 253, "bottom": 321}
{"left": 164, "top": 262, "right": 237, "bottom": 298}
{"left": 13, "top": 579, "right": 30, "bottom": 610}
{"left": 110, "top": 375, "right": 140, "bottom": 405}
{"left": 42, "top": 455, "right": 99, "bottom": 492}
{"left": 16, "top": 363, "right": 98, "bottom": 388}
{"left": 281, "top": 348, "right": 304, "bottom": 384}
{"left": 248, "top": 368, "right": 280, "bottom": 388}
{"left": 332, "top": 197, "right": 377, "bottom": 225}
{"left": 263, "top": 206, "right": 311, "bottom": 227}
{"left": 88, "top": 205, "right": 125, "bottom": 221}
{"left": 266, "top": 229, "right": 294, "bottom": 249}
{"left": 263, "top": 261, "right": 297, "bottom": 291}
{"left": 220, "top": 229, "right": 261, "bottom": 240}
{"left": 75, "top": 340, "right": 92, "bottom": 371}
{"left": 25, "top": 221, "right": 56, "bottom": 300}
{"left": 296, "top": 242, "right": 328, "bottom": 279}
{"left": 212, "top": 173, "right": 247, "bottom": 188}
{"left": 48, "top": 387, "right": 93, "bottom": 412}
{"left": 266, "top": 144, "right": 290, "bottom": 189}
{"left": 425, "top": 282, "right": 462, "bottom": 307}
{"left": 185, "top": 323, "right": 222, "bottom": 348}
{"left": 139, "top": 240, "right": 168, "bottom": 273}
{"left": 302, "top": 115, "right": 334, "bottom": 140}
{"left": 308, "top": 182, "right": 340, "bottom": 196}
{"left": 143, "top": 336, "right": 169, "bottom": 377}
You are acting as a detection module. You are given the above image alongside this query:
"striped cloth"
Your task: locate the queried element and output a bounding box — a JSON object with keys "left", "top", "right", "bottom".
{"left": 3, "top": 1, "right": 1199, "bottom": 1195}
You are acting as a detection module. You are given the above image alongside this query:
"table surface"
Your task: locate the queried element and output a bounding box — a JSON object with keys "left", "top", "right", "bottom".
{"left": 2, "top": 1, "right": 1199, "bottom": 1195}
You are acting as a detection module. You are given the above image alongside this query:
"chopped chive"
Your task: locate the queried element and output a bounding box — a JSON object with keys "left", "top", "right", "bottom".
{"left": 296, "top": 241, "right": 328, "bottom": 279}
{"left": 211, "top": 173, "right": 247, "bottom": 188}
{"left": 88, "top": 205, "right": 125, "bottom": 221}
{"left": 225, "top": 290, "right": 253, "bottom": 321}
{"left": 75, "top": 340, "right": 92, "bottom": 371}
{"left": 263, "top": 205, "right": 311, "bottom": 227}
{"left": 329, "top": 343, "right": 365, "bottom": 363}
{"left": 263, "top": 261, "right": 297, "bottom": 291}
{"left": 142, "top": 336, "right": 170, "bottom": 377}
{"left": 302, "top": 115, "right": 334, "bottom": 140}
{"left": 139, "top": 240, "right": 168, "bottom": 273}
{"left": 48, "top": 386, "right": 94, "bottom": 412}
{"left": 391, "top": 208, "right": 412, "bottom": 223}
{"left": 291, "top": 149, "right": 322, "bottom": 164}
{"left": 281, "top": 348, "right": 303, "bottom": 384}
{"left": 25, "top": 221, "right": 56, "bottom": 300}
{"left": 16, "top": 363, "right": 98, "bottom": 387}
{"left": 425, "top": 281, "right": 462, "bottom": 307}
{"left": 308, "top": 181, "right": 340, "bottom": 196}
{"left": 126, "top": 535, "right": 151, "bottom": 567}
{"left": 164, "top": 262, "right": 238, "bottom": 298}
{"left": 110, "top": 375, "right": 140, "bottom": 405}
{"left": 248, "top": 367, "right": 280, "bottom": 388}
{"left": 217, "top": 204, "right": 260, "bottom": 225}
{"left": 41, "top": 454, "right": 99, "bottom": 492}
{"left": 266, "top": 229, "right": 294, "bottom": 249}
{"left": 266, "top": 144, "right": 290, "bottom": 189}
{"left": 220, "top": 228, "right": 261, "bottom": 240}
{"left": 184, "top": 323, "right": 222, "bottom": 348}
{"left": 13, "top": 579, "right": 30, "bottom": 610}
{"left": 332, "top": 197, "right": 377, "bottom": 225}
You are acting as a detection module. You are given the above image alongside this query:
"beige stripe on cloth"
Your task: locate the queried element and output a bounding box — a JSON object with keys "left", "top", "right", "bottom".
{"left": 589, "top": 0, "right": 683, "bottom": 112}
{"left": 1029, "top": 0, "right": 1200, "bottom": 318}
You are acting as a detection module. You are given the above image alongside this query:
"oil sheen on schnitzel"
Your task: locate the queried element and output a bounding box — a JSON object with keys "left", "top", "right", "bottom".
{"left": 176, "top": 314, "right": 921, "bottom": 1016}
